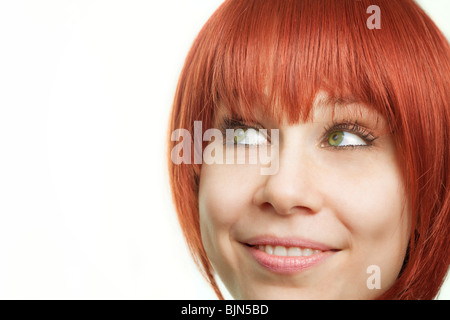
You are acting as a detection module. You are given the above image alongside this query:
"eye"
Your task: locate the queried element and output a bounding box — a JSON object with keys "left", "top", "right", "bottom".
{"left": 321, "top": 122, "right": 377, "bottom": 149}
{"left": 326, "top": 130, "right": 367, "bottom": 147}
{"left": 233, "top": 128, "right": 268, "bottom": 146}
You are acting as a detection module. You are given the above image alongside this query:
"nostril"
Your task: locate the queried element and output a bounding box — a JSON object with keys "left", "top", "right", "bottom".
{"left": 287, "top": 206, "right": 316, "bottom": 215}
{"left": 260, "top": 202, "right": 272, "bottom": 211}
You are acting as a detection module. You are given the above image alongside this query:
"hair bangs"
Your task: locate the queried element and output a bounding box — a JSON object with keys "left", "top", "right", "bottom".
{"left": 204, "top": 0, "right": 414, "bottom": 128}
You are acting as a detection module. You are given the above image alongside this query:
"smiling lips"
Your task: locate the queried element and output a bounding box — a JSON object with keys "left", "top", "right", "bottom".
{"left": 244, "top": 236, "right": 339, "bottom": 274}
{"left": 255, "top": 244, "right": 323, "bottom": 257}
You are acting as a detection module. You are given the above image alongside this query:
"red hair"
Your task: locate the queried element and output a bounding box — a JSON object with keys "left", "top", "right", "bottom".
{"left": 167, "top": 0, "right": 450, "bottom": 299}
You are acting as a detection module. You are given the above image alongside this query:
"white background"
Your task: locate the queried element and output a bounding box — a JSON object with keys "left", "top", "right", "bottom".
{"left": 0, "top": 0, "right": 448, "bottom": 300}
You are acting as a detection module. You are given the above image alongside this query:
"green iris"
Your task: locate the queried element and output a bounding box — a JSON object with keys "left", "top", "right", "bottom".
{"left": 234, "top": 129, "right": 246, "bottom": 144}
{"left": 328, "top": 131, "right": 344, "bottom": 146}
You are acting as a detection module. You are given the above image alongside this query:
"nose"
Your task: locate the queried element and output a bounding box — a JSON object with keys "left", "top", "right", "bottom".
{"left": 252, "top": 138, "right": 324, "bottom": 216}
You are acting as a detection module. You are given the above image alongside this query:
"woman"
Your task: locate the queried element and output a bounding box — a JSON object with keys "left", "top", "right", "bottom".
{"left": 167, "top": 0, "right": 450, "bottom": 299}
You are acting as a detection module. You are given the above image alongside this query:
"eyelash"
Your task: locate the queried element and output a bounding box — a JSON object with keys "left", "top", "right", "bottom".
{"left": 219, "top": 117, "right": 268, "bottom": 145}
{"left": 220, "top": 117, "right": 254, "bottom": 131}
{"left": 218, "top": 117, "right": 378, "bottom": 148}
{"left": 322, "top": 121, "right": 377, "bottom": 149}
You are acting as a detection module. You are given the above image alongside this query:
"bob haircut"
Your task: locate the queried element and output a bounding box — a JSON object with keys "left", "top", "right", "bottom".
{"left": 167, "top": 0, "right": 450, "bottom": 300}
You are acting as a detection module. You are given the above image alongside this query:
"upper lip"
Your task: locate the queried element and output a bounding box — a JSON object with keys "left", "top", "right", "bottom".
{"left": 243, "top": 235, "right": 339, "bottom": 252}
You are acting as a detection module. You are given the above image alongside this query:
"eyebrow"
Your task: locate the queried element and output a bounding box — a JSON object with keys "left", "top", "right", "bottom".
{"left": 313, "top": 95, "right": 386, "bottom": 129}
{"left": 215, "top": 95, "right": 386, "bottom": 131}
{"left": 319, "top": 95, "right": 359, "bottom": 106}
{"left": 214, "top": 102, "right": 264, "bottom": 127}
{"left": 218, "top": 115, "right": 262, "bottom": 130}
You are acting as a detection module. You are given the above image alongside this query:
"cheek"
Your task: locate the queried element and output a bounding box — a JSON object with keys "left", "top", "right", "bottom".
{"left": 335, "top": 168, "right": 407, "bottom": 236}
{"left": 316, "top": 140, "right": 408, "bottom": 238}
{"left": 198, "top": 163, "right": 261, "bottom": 255}
{"left": 350, "top": 162, "right": 407, "bottom": 241}
{"left": 198, "top": 162, "right": 263, "bottom": 292}
{"left": 322, "top": 153, "right": 410, "bottom": 289}
{"left": 199, "top": 165, "right": 255, "bottom": 226}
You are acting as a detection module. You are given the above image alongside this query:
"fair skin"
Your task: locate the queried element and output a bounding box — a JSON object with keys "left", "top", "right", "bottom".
{"left": 198, "top": 91, "right": 411, "bottom": 299}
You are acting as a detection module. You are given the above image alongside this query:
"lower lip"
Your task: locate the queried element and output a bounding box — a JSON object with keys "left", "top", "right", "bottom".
{"left": 245, "top": 245, "right": 335, "bottom": 274}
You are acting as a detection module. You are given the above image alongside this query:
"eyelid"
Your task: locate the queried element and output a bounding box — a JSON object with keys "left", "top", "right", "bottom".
{"left": 219, "top": 117, "right": 270, "bottom": 144}
{"left": 220, "top": 117, "right": 261, "bottom": 131}
{"left": 321, "top": 121, "right": 378, "bottom": 148}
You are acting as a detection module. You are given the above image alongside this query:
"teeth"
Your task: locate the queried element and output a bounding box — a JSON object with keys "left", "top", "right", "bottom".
{"left": 287, "top": 247, "right": 302, "bottom": 256}
{"left": 274, "top": 246, "right": 287, "bottom": 256}
{"left": 256, "top": 245, "right": 323, "bottom": 257}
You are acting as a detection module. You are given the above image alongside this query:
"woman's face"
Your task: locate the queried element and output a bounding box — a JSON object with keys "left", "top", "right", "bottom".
{"left": 198, "top": 92, "right": 411, "bottom": 300}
